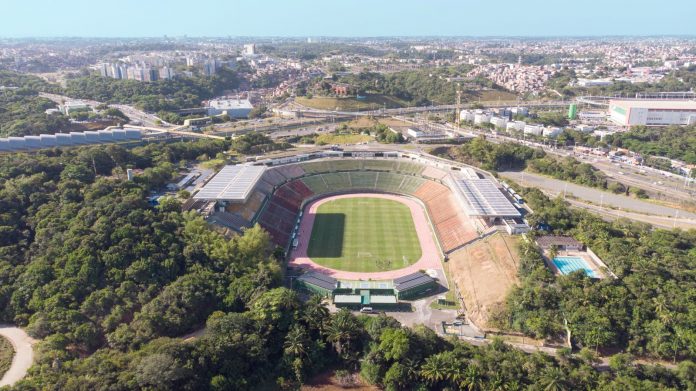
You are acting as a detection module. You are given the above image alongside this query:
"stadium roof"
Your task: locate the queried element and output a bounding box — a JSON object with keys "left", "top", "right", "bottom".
{"left": 609, "top": 99, "right": 696, "bottom": 110}
{"left": 297, "top": 272, "right": 337, "bottom": 291}
{"left": 193, "top": 165, "right": 266, "bottom": 201}
{"left": 454, "top": 178, "right": 521, "bottom": 218}
{"left": 394, "top": 272, "right": 435, "bottom": 292}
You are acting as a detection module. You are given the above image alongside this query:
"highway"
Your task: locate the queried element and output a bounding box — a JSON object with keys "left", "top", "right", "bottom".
{"left": 500, "top": 170, "right": 696, "bottom": 225}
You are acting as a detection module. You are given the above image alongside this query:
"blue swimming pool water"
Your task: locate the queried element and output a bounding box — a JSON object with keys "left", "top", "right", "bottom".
{"left": 552, "top": 256, "right": 597, "bottom": 278}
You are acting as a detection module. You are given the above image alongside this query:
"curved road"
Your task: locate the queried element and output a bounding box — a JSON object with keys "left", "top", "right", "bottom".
{"left": 0, "top": 325, "right": 35, "bottom": 387}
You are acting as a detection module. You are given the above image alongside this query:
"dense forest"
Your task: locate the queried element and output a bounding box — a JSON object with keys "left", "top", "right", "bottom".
{"left": 0, "top": 71, "right": 70, "bottom": 137}
{"left": 63, "top": 67, "right": 240, "bottom": 113}
{"left": 496, "top": 186, "right": 696, "bottom": 365}
{"left": 0, "top": 141, "right": 694, "bottom": 389}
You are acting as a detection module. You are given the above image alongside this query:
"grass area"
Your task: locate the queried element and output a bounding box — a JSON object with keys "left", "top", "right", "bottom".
{"left": 0, "top": 335, "right": 14, "bottom": 380}
{"left": 467, "top": 89, "right": 518, "bottom": 102}
{"left": 307, "top": 197, "right": 422, "bottom": 272}
{"left": 343, "top": 117, "right": 412, "bottom": 130}
{"left": 315, "top": 133, "right": 372, "bottom": 145}
{"left": 296, "top": 94, "right": 408, "bottom": 112}
{"left": 199, "top": 158, "right": 227, "bottom": 170}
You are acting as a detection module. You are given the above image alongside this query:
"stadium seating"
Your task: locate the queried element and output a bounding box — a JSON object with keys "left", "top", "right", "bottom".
{"left": 208, "top": 211, "right": 252, "bottom": 232}
{"left": 300, "top": 175, "right": 329, "bottom": 194}
{"left": 349, "top": 171, "right": 378, "bottom": 189}
{"left": 261, "top": 169, "right": 287, "bottom": 186}
{"left": 248, "top": 159, "right": 478, "bottom": 250}
{"left": 275, "top": 164, "right": 305, "bottom": 180}
{"left": 421, "top": 166, "right": 449, "bottom": 180}
{"left": 413, "top": 181, "right": 449, "bottom": 202}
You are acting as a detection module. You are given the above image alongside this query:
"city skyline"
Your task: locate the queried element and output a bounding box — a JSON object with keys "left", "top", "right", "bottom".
{"left": 2, "top": 0, "right": 696, "bottom": 38}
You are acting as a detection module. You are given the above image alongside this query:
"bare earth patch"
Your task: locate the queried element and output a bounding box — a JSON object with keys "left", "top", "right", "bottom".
{"left": 448, "top": 233, "right": 520, "bottom": 329}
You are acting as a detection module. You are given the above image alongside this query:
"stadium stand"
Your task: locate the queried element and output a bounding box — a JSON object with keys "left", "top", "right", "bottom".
{"left": 275, "top": 164, "right": 305, "bottom": 180}
{"left": 300, "top": 175, "right": 330, "bottom": 194}
{"left": 254, "top": 178, "right": 275, "bottom": 195}
{"left": 261, "top": 169, "right": 287, "bottom": 186}
{"left": 206, "top": 159, "right": 480, "bottom": 251}
{"left": 224, "top": 190, "right": 267, "bottom": 222}
{"left": 396, "top": 161, "right": 425, "bottom": 175}
{"left": 208, "top": 211, "right": 252, "bottom": 232}
{"left": 413, "top": 180, "right": 449, "bottom": 202}
{"left": 320, "top": 172, "right": 353, "bottom": 191}
{"left": 398, "top": 175, "right": 426, "bottom": 194}
{"left": 421, "top": 166, "right": 449, "bottom": 181}
{"left": 349, "top": 171, "right": 378, "bottom": 189}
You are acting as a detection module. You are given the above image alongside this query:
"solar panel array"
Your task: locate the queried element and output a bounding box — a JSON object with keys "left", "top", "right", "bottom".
{"left": 454, "top": 178, "right": 521, "bottom": 217}
{"left": 0, "top": 129, "right": 142, "bottom": 152}
{"left": 194, "top": 165, "right": 266, "bottom": 201}
{"left": 298, "top": 272, "right": 338, "bottom": 291}
{"left": 394, "top": 272, "right": 435, "bottom": 292}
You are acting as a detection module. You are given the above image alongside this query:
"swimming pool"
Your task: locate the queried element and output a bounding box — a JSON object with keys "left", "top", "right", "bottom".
{"left": 552, "top": 256, "right": 597, "bottom": 278}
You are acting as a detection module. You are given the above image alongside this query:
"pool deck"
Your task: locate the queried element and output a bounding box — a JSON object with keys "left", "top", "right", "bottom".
{"left": 543, "top": 250, "right": 608, "bottom": 279}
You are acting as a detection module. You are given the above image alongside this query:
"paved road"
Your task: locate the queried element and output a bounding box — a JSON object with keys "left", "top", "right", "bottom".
{"left": 0, "top": 325, "right": 35, "bottom": 387}
{"left": 501, "top": 171, "right": 696, "bottom": 220}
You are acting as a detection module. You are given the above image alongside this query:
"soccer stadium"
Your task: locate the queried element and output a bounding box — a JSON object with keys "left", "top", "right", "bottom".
{"left": 188, "top": 150, "right": 528, "bottom": 318}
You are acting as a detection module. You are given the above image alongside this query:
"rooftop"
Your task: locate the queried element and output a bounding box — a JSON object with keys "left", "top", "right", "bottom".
{"left": 454, "top": 179, "right": 521, "bottom": 218}
{"left": 193, "top": 165, "right": 266, "bottom": 201}
{"left": 394, "top": 272, "right": 435, "bottom": 292}
{"left": 208, "top": 99, "right": 254, "bottom": 110}
{"left": 297, "top": 272, "right": 338, "bottom": 291}
{"left": 609, "top": 99, "right": 696, "bottom": 110}
{"left": 536, "top": 235, "right": 583, "bottom": 248}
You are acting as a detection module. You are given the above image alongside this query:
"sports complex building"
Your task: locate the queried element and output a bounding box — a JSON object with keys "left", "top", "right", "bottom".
{"left": 609, "top": 99, "right": 696, "bottom": 126}
{"left": 187, "top": 150, "right": 529, "bottom": 311}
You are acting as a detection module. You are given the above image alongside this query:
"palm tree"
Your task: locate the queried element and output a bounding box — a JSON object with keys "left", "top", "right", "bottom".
{"left": 539, "top": 367, "right": 567, "bottom": 391}
{"left": 302, "top": 295, "right": 330, "bottom": 333}
{"left": 324, "top": 309, "right": 360, "bottom": 359}
{"left": 420, "top": 354, "right": 450, "bottom": 384}
{"left": 459, "top": 365, "right": 484, "bottom": 391}
{"left": 284, "top": 325, "right": 308, "bottom": 358}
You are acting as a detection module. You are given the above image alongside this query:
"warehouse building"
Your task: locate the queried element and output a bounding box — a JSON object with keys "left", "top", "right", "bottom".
{"left": 609, "top": 99, "right": 696, "bottom": 126}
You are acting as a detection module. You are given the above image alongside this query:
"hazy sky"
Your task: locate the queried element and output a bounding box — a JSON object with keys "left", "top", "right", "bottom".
{"left": 2, "top": 0, "right": 695, "bottom": 37}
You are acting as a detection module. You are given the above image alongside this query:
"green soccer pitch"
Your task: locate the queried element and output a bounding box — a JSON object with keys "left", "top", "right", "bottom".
{"left": 307, "top": 197, "right": 422, "bottom": 272}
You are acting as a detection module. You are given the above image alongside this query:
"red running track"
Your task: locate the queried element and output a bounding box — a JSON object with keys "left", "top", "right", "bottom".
{"left": 289, "top": 193, "right": 442, "bottom": 280}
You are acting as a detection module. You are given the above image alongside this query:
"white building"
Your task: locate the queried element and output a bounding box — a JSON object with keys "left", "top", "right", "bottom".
{"left": 524, "top": 124, "right": 544, "bottom": 136}
{"left": 474, "top": 113, "right": 491, "bottom": 125}
{"left": 609, "top": 100, "right": 696, "bottom": 126}
{"left": 207, "top": 99, "right": 254, "bottom": 118}
{"left": 460, "top": 110, "right": 476, "bottom": 122}
{"left": 506, "top": 121, "right": 526, "bottom": 133}
{"left": 577, "top": 78, "right": 614, "bottom": 87}
{"left": 489, "top": 116, "right": 508, "bottom": 129}
{"left": 542, "top": 127, "right": 563, "bottom": 138}
{"left": 243, "top": 44, "right": 256, "bottom": 56}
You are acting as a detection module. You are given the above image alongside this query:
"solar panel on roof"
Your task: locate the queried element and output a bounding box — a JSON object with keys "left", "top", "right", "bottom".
{"left": 455, "top": 179, "right": 521, "bottom": 218}
{"left": 394, "top": 273, "right": 435, "bottom": 291}
{"left": 194, "top": 165, "right": 267, "bottom": 201}
{"left": 299, "top": 272, "right": 337, "bottom": 290}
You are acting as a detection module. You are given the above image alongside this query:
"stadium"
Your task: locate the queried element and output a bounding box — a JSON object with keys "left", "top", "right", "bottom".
{"left": 187, "top": 150, "right": 528, "bottom": 317}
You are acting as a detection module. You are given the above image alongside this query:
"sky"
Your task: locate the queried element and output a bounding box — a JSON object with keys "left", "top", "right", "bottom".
{"left": 2, "top": 0, "right": 695, "bottom": 38}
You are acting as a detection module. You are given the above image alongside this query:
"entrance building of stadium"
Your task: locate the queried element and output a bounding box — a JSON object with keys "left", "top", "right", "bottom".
{"left": 296, "top": 271, "right": 437, "bottom": 309}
